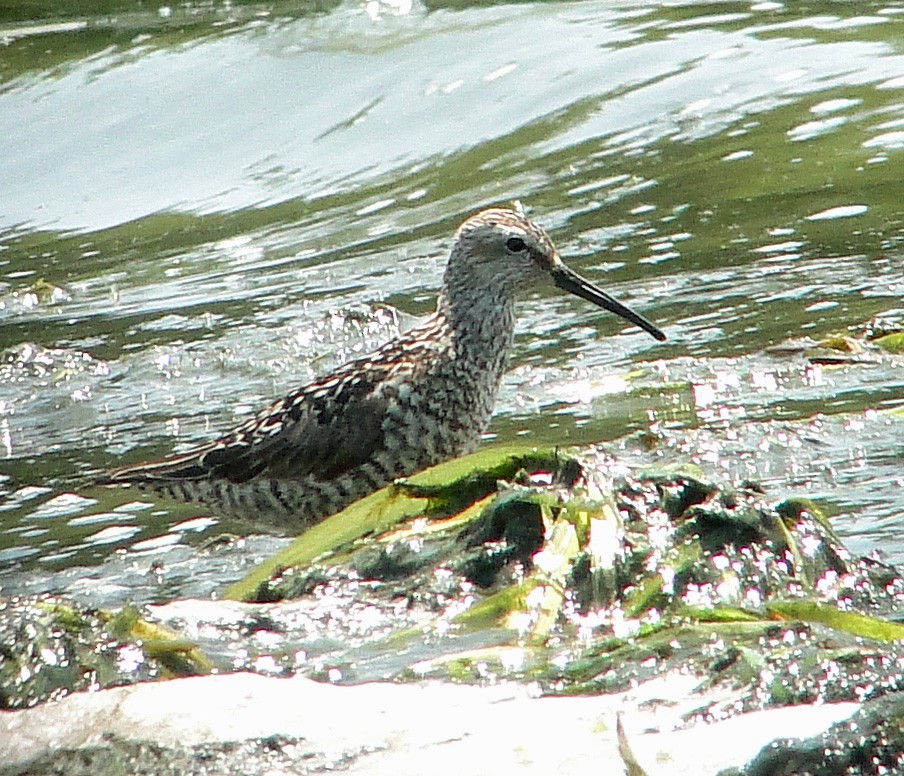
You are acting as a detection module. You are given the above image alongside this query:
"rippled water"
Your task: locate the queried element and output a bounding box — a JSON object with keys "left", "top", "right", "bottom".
{"left": 2, "top": 0, "right": 904, "bottom": 597}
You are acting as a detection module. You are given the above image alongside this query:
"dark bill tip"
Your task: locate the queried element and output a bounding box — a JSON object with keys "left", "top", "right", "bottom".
{"left": 552, "top": 263, "right": 666, "bottom": 342}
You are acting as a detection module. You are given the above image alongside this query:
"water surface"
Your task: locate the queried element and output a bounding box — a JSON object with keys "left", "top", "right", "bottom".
{"left": 2, "top": 0, "right": 904, "bottom": 597}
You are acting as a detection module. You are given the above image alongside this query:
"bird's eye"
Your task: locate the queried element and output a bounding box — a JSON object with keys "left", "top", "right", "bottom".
{"left": 506, "top": 237, "right": 527, "bottom": 253}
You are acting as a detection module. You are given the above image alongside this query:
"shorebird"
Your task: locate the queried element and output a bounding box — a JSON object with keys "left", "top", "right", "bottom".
{"left": 102, "top": 207, "right": 665, "bottom": 529}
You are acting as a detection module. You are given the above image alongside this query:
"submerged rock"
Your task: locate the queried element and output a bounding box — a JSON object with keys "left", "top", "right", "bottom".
{"left": 0, "top": 596, "right": 210, "bottom": 710}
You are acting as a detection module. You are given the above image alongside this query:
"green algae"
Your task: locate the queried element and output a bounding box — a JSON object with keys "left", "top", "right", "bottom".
{"left": 223, "top": 444, "right": 904, "bottom": 699}
{"left": 679, "top": 604, "right": 763, "bottom": 623}
{"left": 224, "top": 446, "right": 571, "bottom": 601}
{"left": 768, "top": 601, "right": 904, "bottom": 643}
{"left": 106, "top": 606, "right": 213, "bottom": 676}
{"left": 225, "top": 486, "right": 431, "bottom": 602}
{"left": 19, "top": 444, "right": 895, "bottom": 736}
{"left": 453, "top": 581, "right": 541, "bottom": 630}
{"left": 9, "top": 450, "right": 904, "bottom": 757}
{"left": 0, "top": 596, "right": 210, "bottom": 709}
{"left": 776, "top": 497, "right": 840, "bottom": 541}
{"left": 873, "top": 332, "right": 904, "bottom": 354}
{"left": 817, "top": 335, "right": 863, "bottom": 353}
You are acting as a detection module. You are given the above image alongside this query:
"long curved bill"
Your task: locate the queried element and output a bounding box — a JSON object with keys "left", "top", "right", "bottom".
{"left": 551, "top": 263, "right": 666, "bottom": 342}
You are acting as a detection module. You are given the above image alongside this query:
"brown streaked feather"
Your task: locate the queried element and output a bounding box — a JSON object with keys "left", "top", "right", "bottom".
{"left": 102, "top": 327, "right": 437, "bottom": 487}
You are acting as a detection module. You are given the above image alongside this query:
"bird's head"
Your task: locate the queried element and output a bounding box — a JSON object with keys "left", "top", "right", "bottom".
{"left": 444, "top": 207, "right": 666, "bottom": 342}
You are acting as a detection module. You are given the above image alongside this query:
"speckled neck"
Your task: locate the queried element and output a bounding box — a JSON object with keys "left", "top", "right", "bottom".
{"left": 437, "top": 269, "right": 517, "bottom": 373}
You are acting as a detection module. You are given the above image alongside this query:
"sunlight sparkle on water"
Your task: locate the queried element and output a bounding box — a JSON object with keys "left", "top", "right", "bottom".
{"left": 130, "top": 534, "right": 181, "bottom": 553}
{"left": 86, "top": 525, "right": 141, "bottom": 546}
{"left": 806, "top": 204, "right": 869, "bottom": 220}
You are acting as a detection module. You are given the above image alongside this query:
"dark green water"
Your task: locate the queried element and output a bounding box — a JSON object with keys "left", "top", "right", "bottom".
{"left": 2, "top": 0, "right": 904, "bottom": 598}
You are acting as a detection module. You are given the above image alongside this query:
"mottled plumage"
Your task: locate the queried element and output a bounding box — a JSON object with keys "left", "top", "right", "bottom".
{"left": 102, "top": 208, "right": 665, "bottom": 529}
